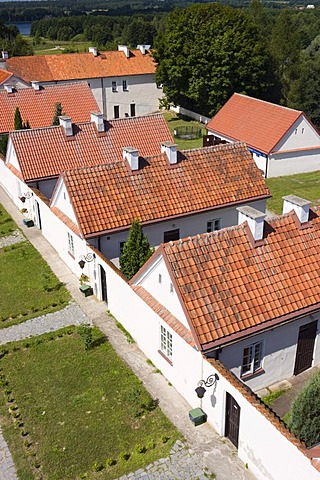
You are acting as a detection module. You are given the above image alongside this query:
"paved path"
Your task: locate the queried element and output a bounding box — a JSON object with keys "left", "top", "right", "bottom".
{"left": 0, "top": 230, "right": 24, "bottom": 248}
{"left": 0, "top": 427, "right": 16, "bottom": 480}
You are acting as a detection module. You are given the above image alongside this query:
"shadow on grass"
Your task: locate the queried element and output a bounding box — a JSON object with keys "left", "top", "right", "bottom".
{"left": 91, "top": 335, "right": 109, "bottom": 348}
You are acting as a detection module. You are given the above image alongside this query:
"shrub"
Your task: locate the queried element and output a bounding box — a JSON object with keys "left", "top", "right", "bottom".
{"left": 119, "top": 452, "right": 130, "bottom": 461}
{"left": 92, "top": 461, "right": 103, "bottom": 472}
{"left": 106, "top": 457, "right": 117, "bottom": 466}
{"left": 147, "top": 440, "right": 156, "bottom": 450}
{"left": 77, "top": 324, "right": 93, "bottom": 350}
{"left": 135, "top": 444, "right": 146, "bottom": 454}
{"left": 161, "top": 435, "right": 169, "bottom": 443}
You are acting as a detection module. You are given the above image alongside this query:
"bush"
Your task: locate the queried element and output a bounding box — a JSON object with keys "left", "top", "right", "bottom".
{"left": 92, "top": 461, "right": 103, "bottom": 472}
{"left": 106, "top": 457, "right": 117, "bottom": 466}
{"left": 135, "top": 444, "right": 146, "bottom": 454}
{"left": 77, "top": 324, "right": 93, "bottom": 350}
{"left": 119, "top": 452, "right": 130, "bottom": 461}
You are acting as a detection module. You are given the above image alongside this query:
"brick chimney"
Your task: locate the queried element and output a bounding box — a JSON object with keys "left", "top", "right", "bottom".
{"left": 89, "top": 47, "right": 98, "bottom": 57}
{"left": 123, "top": 147, "right": 139, "bottom": 171}
{"left": 31, "top": 81, "right": 40, "bottom": 91}
{"left": 1, "top": 51, "right": 8, "bottom": 59}
{"left": 4, "top": 84, "right": 13, "bottom": 94}
{"left": 91, "top": 112, "right": 104, "bottom": 133}
{"left": 237, "top": 206, "right": 266, "bottom": 242}
{"left": 59, "top": 116, "right": 73, "bottom": 137}
{"left": 283, "top": 195, "right": 310, "bottom": 224}
{"left": 161, "top": 141, "right": 178, "bottom": 165}
{"left": 118, "top": 45, "right": 130, "bottom": 58}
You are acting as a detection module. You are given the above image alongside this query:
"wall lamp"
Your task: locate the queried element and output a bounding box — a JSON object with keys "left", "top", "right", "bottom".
{"left": 195, "top": 373, "right": 219, "bottom": 399}
{"left": 19, "top": 191, "right": 33, "bottom": 203}
{"left": 78, "top": 253, "right": 95, "bottom": 269}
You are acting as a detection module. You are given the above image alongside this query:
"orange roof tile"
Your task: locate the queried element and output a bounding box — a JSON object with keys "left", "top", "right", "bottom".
{"left": 6, "top": 49, "right": 156, "bottom": 83}
{"left": 9, "top": 113, "right": 173, "bottom": 181}
{"left": 0, "top": 82, "right": 99, "bottom": 134}
{"left": 162, "top": 209, "right": 320, "bottom": 349}
{"left": 0, "top": 69, "right": 13, "bottom": 84}
{"left": 207, "top": 93, "right": 304, "bottom": 155}
{"left": 62, "top": 142, "right": 269, "bottom": 237}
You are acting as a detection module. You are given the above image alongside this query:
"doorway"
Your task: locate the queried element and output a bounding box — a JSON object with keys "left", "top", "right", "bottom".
{"left": 35, "top": 200, "right": 42, "bottom": 230}
{"left": 99, "top": 265, "right": 108, "bottom": 304}
{"left": 294, "top": 321, "right": 317, "bottom": 375}
{"left": 225, "top": 393, "right": 241, "bottom": 448}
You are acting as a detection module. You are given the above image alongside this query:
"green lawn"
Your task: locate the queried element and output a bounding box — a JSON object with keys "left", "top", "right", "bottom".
{"left": 0, "top": 241, "right": 70, "bottom": 328}
{"left": 163, "top": 111, "right": 206, "bottom": 150}
{"left": 0, "top": 204, "right": 18, "bottom": 237}
{"left": 266, "top": 170, "right": 320, "bottom": 214}
{"left": 0, "top": 327, "right": 180, "bottom": 480}
{"left": 31, "top": 38, "right": 96, "bottom": 56}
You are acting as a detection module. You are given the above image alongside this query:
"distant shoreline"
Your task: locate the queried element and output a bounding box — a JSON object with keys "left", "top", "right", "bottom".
{"left": 5, "top": 21, "right": 31, "bottom": 36}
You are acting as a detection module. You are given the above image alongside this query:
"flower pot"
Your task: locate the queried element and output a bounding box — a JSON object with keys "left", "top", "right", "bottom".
{"left": 22, "top": 219, "right": 34, "bottom": 228}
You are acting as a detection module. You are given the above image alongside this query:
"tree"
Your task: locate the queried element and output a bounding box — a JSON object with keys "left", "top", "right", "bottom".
{"left": 0, "top": 135, "right": 8, "bottom": 157}
{"left": 120, "top": 219, "right": 154, "bottom": 280}
{"left": 154, "top": 3, "right": 276, "bottom": 117}
{"left": 14, "top": 107, "right": 23, "bottom": 130}
{"left": 289, "top": 371, "right": 320, "bottom": 446}
{"left": 52, "top": 103, "right": 64, "bottom": 126}
{"left": 23, "top": 120, "right": 31, "bottom": 129}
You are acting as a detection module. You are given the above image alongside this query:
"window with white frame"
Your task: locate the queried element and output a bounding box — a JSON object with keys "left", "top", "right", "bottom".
{"left": 112, "top": 81, "right": 117, "bottom": 92}
{"left": 67, "top": 232, "right": 74, "bottom": 257}
{"left": 160, "top": 325, "right": 172, "bottom": 360}
{"left": 207, "top": 218, "right": 221, "bottom": 233}
{"left": 122, "top": 79, "right": 128, "bottom": 91}
{"left": 241, "top": 341, "right": 263, "bottom": 376}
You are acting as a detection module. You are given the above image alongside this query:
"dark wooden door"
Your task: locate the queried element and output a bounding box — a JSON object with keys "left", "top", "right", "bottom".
{"left": 99, "top": 265, "right": 108, "bottom": 304}
{"left": 294, "top": 321, "right": 317, "bottom": 375}
{"left": 225, "top": 393, "right": 240, "bottom": 448}
{"left": 203, "top": 135, "right": 215, "bottom": 147}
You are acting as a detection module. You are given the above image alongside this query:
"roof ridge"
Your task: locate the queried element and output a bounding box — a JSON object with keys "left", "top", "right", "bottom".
{"left": 234, "top": 93, "right": 303, "bottom": 115}
{"left": 181, "top": 141, "right": 246, "bottom": 154}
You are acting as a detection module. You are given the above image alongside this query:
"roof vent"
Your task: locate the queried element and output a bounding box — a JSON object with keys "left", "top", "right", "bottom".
{"left": 123, "top": 147, "right": 139, "bottom": 171}
{"left": 283, "top": 195, "right": 310, "bottom": 224}
{"left": 161, "top": 141, "right": 178, "bottom": 165}
{"left": 91, "top": 112, "right": 104, "bottom": 133}
{"left": 4, "top": 84, "right": 13, "bottom": 94}
{"left": 59, "top": 116, "right": 73, "bottom": 137}
{"left": 89, "top": 47, "right": 98, "bottom": 57}
{"left": 137, "top": 44, "right": 150, "bottom": 55}
{"left": 31, "top": 80, "right": 40, "bottom": 91}
{"left": 118, "top": 45, "right": 130, "bottom": 58}
{"left": 237, "top": 206, "right": 266, "bottom": 242}
{"left": 1, "top": 50, "right": 8, "bottom": 59}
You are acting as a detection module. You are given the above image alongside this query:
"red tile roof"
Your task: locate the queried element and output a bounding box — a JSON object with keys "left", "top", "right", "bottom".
{"left": 9, "top": 113, "right": 173, "bottom": 181}
{"left": 207, "top": 93, "right": 305, "bottom": 155}
{"left": 62, "top": 142, "right": 269, "bottom": 237}
{"left": 0, "top": 69, "right": 13, "bottom": 85}
{"left": 0, "top": 82, "right": 99, "bottom": 134}
{"left": 6, "top": 49, "right": 156, "bottom": 83}
{"left": 161, "top": 208, "right": 320, "bottom": 350}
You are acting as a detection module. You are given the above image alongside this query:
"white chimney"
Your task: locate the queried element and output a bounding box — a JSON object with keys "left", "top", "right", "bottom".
{"left": 1, "top": 51, "right": 8, "bottom": 59}
{"left": 237, "top": 206, "right": 266, "bottom": 242}
{"left": 137, "top": 44, "right": 150, "bottom": 55}
{"left": 123, "top": 147, "right": 139, "bottom": 171}
{"left": 89, "top": 47, "right": 98, "bottom": 57}
{"left": 4, "top": 84, "right": 13, "bottom": 94}
{"left": 59, "top": 116, "right": 73, "bottom": 137}
{"left": 283, "top": 195, "right": 310, "bottom": 224}
{"left": 31, "top": 81, "right": 40, "bottom": 91}
{"left": 161, "top": 141, "right": 178, "bottom": 165}
{"left": 118, "top": 45, "right": 130, "bottom": 58}
{"left": 91, "top": 112, "right": 104, "bottom": 133}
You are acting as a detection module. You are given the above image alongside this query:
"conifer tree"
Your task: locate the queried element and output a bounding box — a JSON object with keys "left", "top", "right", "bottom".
{"left": 52, "top": 102, "right": 64, "bottom": 126}
{"left": 14, "top": 107, "right": 23, "bottom": 130}
{"left": 120, "top": 219, "right": 154, "bottom": 280}
{"left": 23, "top": 119, "right": 31, "bottom": 129}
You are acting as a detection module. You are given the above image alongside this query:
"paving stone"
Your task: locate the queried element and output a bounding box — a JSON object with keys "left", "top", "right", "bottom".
{"left": 0, "top": 229, "right": 25, "bottom": 249}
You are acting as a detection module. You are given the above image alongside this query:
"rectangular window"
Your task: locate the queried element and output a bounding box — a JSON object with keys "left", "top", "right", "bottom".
{"left": 67, "top": 232, "right": 74, "bottom": 257}
{"left": 122, "top": 80, "right": 128, "bottom": 91}
{"left": 242, "top": 341, "right": 263, "bottom": 376}
{"left": 114, "top": 105, "right": 119, "bottom": 119}
{"left": 160, "top": 325, "right": 172, "bottom": 360}
{"left": 112, "top": 81, "right": 117, "bottom": 92}
{"left": 164, "top": 229, "right": 180, "bottom": 243}
{"left": 158, "top": 274, "right": 162, "bottom": 284}
{"left": 207, "top": 219, "right": 221, "bottom": 233}
{"left": 170, "top": 282, "right": 174, "bottom": 294}
{"left": 130, "top": 103, "right": 136, "bottom": 117}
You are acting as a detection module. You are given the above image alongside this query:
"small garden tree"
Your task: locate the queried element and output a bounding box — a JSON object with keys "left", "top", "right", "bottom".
{"left": 120, "top": 219, "right": 154, "bottom": 280}
{"left": 289, "top": 370, "right": 320, "bottom": 446}
{"left": 52, "top": 102, "right": 64, "bottom": 126}
{"left": 14, "top": 107, "right": 23, "bottom": 130}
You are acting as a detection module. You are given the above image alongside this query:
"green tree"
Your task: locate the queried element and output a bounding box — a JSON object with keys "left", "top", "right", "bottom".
{"left": 23, "top": 120, "right": 31, "bottom": 129}
{"left": 120, "top": 219, "right": 154, "bottom": 280}
{"left": 52, "top": 103, "right": 64, "bottom": 126}
{"left": 154, "top": 3, "right": 276, "bottom": 117}
{"left": 14, "top": 107, "right": 23, "bottom": 130}
{"left": 289, "top": 371, "right": 320, "bottom": 446}
{"left": 0, "top": 135, "right": 8, "bottom": 157}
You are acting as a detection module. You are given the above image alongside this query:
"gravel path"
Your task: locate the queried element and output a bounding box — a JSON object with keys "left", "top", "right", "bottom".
{"left": 0, "top": 230, "right": 24, "bottom": 249}
{"left": 0, "top": 427, "right": 16, "bottom": 480}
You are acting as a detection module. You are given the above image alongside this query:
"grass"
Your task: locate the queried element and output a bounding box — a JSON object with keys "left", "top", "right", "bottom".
{"left": 30, "top": 38, "right": 96, "bottom": 56}
{"left": 266, "top": 170, "right": 320, "bottom": 214}
{"left": 261, "top": 389, "right": 286, "bottom": 407}
{"left": 0, "top": 241, "right": 70, "bottom": 328}
{"left": 0, "top": 204, "right": 18, "bottom": 238}
{"left": 0, "top": 327, "right": 180, "bottom": 479}
{"left": 163, "top": 111, "right": 206, "bottom": 150}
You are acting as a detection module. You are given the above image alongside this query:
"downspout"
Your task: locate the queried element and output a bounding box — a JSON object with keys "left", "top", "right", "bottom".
{"left": 265, "top": 154, "right": 269, "bottom": 178}
{"left": 101, "top": 77, "right": 107, "bottom": 117}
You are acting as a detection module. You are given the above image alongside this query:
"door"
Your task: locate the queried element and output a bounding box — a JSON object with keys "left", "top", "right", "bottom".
{"left": 203, "top": 135, "right": 215, "bottom": 147}
{"left": 99, "top": 265, "right": 108, "bottom": 304}
{"left": 114, "top": 105, "right": 119, "bottom": 119}
{"left": 35, "top": 200, "right": 42, "bottom": 230}
{"left": 130, "top": 103, "right": 136, "bottom": 117}
{"left": 225, "top": 393, "right": 240, "bottom": 448}
{"left": 294, "top": 321, "right": 317, "bottom": 375}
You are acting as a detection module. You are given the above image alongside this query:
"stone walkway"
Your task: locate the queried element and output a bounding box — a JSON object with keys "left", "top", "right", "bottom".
{"left": 0, "top": 230, "right": 24, "bottom": 249}
{"left": 0, "top": 427, "right": 16, "bottom": 480}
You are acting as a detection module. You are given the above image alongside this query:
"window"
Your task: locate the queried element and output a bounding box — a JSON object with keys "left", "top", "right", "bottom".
{"left": 160, "top": 325, "right": 172, "bottom": 360}
{"left": 170, "top": 282, "right": 174, "bottom": 294}
{"left": 130, "top": 103, "right": 136, "bottom": 117}
{"left": 242, "top": 341, "right": 263, "bottom": 376}
{"left": 302, "top": 127, "right": 305, "bottom": 134}
{"left": 67, "top": 232, "right": 74, "bottom": 257}
{"left": 114, "top": 105, "right": 119, "bottom": 119}
{"left": 122, "top": 80, "right": 128, "bottom": 91}
{"left": 158, "top": 274, "right": 162, "bottom": 284}
{"left": 207, "top": 219, "right": 221, "bottom": 233}
{"left": 112, "top": 81, "right": 117, "bottom": 92}
{"left": 164, "top": 229, "right": 180, "bottom": 243}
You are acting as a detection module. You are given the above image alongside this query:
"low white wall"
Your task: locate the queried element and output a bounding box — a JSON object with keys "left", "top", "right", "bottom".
{"left": 170, "top": 105, "right": 211, "bottom": 124}
{"left": 268, "top": 148, "right": 320, "bottom": 177}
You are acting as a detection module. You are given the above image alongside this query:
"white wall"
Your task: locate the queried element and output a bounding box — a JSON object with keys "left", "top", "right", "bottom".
{"left": 51, "top": 178, "right": 78, "bottom": 224}
{"left": 219, "top": 313, "right": 320, "bottom": 391}
{"left": 268, "top": 148, "right": 320, "bottom": 177}
{"left": 274, "top": 116, "right": 320, "bottom": 152}
{"left": 170, "top": 105, "right": 211, "bottom": 124}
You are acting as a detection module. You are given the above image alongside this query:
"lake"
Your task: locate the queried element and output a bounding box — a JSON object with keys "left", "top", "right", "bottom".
{"left": 6, "top": 22, "right": 32, "bottom": 36}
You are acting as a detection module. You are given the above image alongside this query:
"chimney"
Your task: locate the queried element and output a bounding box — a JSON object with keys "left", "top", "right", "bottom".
{"left": 123, "top": 147, "right": 139, "bottom": 171}
{"left": 4, "top": 84, "right": 13, "bottom": 94}
{"left": 1, "top": 51, "right": 8, "bottom": 59}
{"left": 91, "top": 112, "right": 104, "bottom": 133}
{"left": 137, "top": 44, "right": 150, "bottom": 55}
{"left": 31, "top": 81, "right": 40, "bottom": 91}
{"left": 89, "top": 47, "right": 98, "bottom": 57}
{"left": 118, "top": 45, "right": 130, "bottom": 58}
{"left": 283, "top": 195, "right": 310, "bottom": 224}
{"left": 161, "top": 141, "right": 178, "bottom": 165}
{"left": 59, "top": 116, "right": 73, "bottom": 137}
{"left": 237, "top": 206, "right": 266, "bottom": 242}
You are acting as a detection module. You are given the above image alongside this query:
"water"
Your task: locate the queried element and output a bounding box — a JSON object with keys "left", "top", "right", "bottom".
{"left": 5, "top": 22, "right": 32, "bottom": 36}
